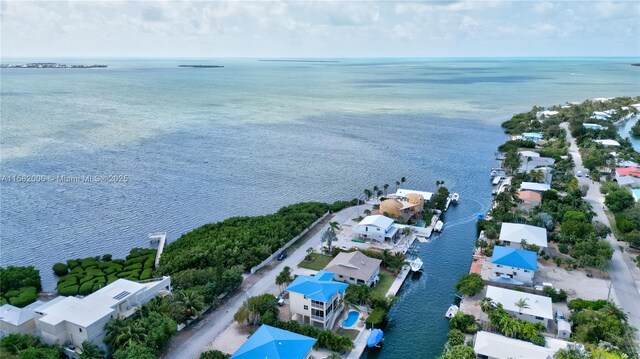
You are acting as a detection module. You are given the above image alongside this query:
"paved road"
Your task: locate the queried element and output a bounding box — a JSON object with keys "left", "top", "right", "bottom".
{"left": 561, "top": 123, "right": 640, "bottom": 344}
{"left": 162, "top": 205, "right": 368, "bottom": 359}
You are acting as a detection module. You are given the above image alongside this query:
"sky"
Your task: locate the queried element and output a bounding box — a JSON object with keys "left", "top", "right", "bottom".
{"left": 1, "top": 0, "right": 639, "bottom": 58}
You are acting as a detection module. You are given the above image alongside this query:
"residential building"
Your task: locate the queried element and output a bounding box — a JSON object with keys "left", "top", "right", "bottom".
{"left": 517, "top": 190, "right": 541, "bottom": 212}
{"left": 557, "top": 319, "right": 572, "bottom": 339}
{"left": 521, "top": 132, "right": 543, "bottom": 141}
{"left": 583, "top": 123, "right": 606, "bottom": 130}
{"left": 32, "top": 277, "right": 171, "bottom": 349}
{"left": 286, "top": 271, "right": 348, "bottom": 330}
{"left": 379, "top": 195, "right": 423, "bottom": 223}
{"left": 324, "top": 251, "right": 382, "bottom": 286}
{"left": 394, "top": 188, "right": 433, "bottom": 202}
{"left": 499, "top": 223, "right": 548, "bottom": 250}
{"left": 474, "top": 331, "right": 570, "bottom": 359}
{"left": 491, "top": 246, "right": 537, "bottom": 285}
{"left": 519, "top": 182, "right": 551, "bottom": 193}
{"left": 518, "top": 156, "right": 555, "bottom": 173}
{"left": 615, "top": 167, "right": 640, "bottom": 187}
{"left": 518, "top": 151, "right": 540, "bottom": 158}
{"left": 0, "top": 301, "right": 44, "bottom": 336}
{"left": 535, "top": 110, "right": 558, "bottom": 119}
{"left": 485, "top": 286, "right": 553, "bottom": 328}
{"left": 594, "top": 139, "right": 621, "bottom": 147}
{"left": 231, "top": 325, "right": 316, "bottom": 359}
{"left": 353, "top": 215, "right": 400, "bottom": 243}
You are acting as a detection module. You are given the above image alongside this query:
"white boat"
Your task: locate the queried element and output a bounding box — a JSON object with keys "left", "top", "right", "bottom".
{"left": 490, "top": 169, "right": 498, "bottom": 178}
{"left": 445, "top": 305, "right": 459, "bottom": 319}
{"left": 451, "top": 193, "right": 460, "bottom": 203}
{"left": 434, "top": 220, "right": 444, "bottom": 232}
{"left": 409, "top": 257, "right": 423, "bottom": 272}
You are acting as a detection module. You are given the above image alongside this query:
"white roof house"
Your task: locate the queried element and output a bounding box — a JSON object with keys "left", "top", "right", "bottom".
{"left": 35, "top": 296, "right": 115, "bottom": 328}
{"left": 519, "top": 182, "right": 551, "bottom": 193}
{"left": 357, "top": 215, "right": 394, "bottom": 229}
{"left": 474, "top": 331, "right": 570, "bottom": 359}
{"left": 395, "top": 189, "right": 433, "bottom": 202}
{"left": 594, "top": 139, "right": 621, "bottom": 147}
{"left": 518, "top": 151, "right": 540, "bottom": 158}
{"left": 354, "top": 215, "right": 399, "bottom": 242}
{"left": 0, "top": 301, "right": 44, "bottom": 336}
{"left": 500, "top": 223, "right": 548, "bottom": 248}
{"left": 486, "top": 286, "right": 553, "bottom": 321}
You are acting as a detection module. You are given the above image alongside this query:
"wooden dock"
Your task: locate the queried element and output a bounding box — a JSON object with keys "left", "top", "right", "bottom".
{"left": 148, "top": 232, "right": 167, "bottom": 268}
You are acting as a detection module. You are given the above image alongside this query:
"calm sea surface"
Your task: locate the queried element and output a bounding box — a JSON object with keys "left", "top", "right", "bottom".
{"left": 1, "top": 58, "right": 639, "bottom": 358}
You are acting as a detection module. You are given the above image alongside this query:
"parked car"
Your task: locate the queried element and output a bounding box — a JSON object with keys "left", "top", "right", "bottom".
{"left": 555, "top": 309, "right": 565, "bottom": 323}
{"left": 277, "top": 296, "right": 285, "bottom": 306}
{"left": 277, "top": 251, "right": 288, "bottom": 261}
{"left": 576, "top": 171, "right": 583, "bottom": 177}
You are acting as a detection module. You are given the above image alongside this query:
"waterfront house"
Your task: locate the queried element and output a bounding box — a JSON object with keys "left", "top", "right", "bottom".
{"left": 394, "top": 188, "right": 433, "bottom": 202}
{"left": 518, "top": 182, "right": 550, "bottom": 193}
{"left": 517, "top": 190, "right": 541, "bottom": 212}
{"left": 31, "top": 277, "right": 171, "bottom": 350}
{"left": 583, "top": 123, "right": 606, "bottom": 130}
{"left": 286, "top": 271, "right": 348, "bottom": 330}
{"left": 490, "top": 246, "right": 537, "bottom": 285}
{"left": 590, "top": 111, "right": 611, "bottom": 120}
{"left": 0, "top": 301, "right": 44, "bottom": 336}
{"left": 379, "top": 195, "right": 424, "bottom": 223}
{"left": 485, "top": 286, "right": 553, "bottom": 328}
{"left": 499, "top": 223, "right": 548, "bottom": 250}
{"left": 354, "top": 215, "right": 401, "bottom": 243}
{"left": 615, "top": 167, "right": 640, "bottom": 187}
{"left": 324, "top": 251, "right": 382, "bottom": 286}
{"left": 473, "top": 331, "right": 570, "bottom": 359}
{"left": 594, "top": 139, "right": 621, "bottom": 147}
{"left": 231, "top": 324, "right": 316, "bottom": 359}
{"left": 535, "top": 110, "right": 558, "bottom": 120}
{"left": 521, "top": 132, "right": 543, "bottom": 141}
{"left": 518, "top": 150, "right": 540, "bottom": 158}
{"left": 518, "top": 156, "right": 555, "bottom": 174}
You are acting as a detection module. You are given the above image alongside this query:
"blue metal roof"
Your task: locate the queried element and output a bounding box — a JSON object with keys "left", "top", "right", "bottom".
{"left": 286, "top": 270, "right": 348, "bottom": 302}
{"left": 491, "top": 246, "right": 537, "bottom": 271}
{"left": 231, "top": 325, "right": 316, "bottom": 359}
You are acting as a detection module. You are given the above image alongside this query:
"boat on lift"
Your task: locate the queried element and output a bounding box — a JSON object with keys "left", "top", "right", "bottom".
{"left": 445, "top": 305, "right": 459, "bottom": 319}
{"left": 434, "top": 220, "right": 444, "bottom": 232}
{"left": 409, "top": 257, "right": 423, "bottom": 272}
{"left": 367, "top": 328, "right": 384, "bottom": 348}
{"left": 451, "top": 193, "right": 460, "bottom": 203}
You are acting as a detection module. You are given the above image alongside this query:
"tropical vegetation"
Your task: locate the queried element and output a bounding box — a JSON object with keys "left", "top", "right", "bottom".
{"left": 0, "top": 266, "right": 41, "bottom": 307}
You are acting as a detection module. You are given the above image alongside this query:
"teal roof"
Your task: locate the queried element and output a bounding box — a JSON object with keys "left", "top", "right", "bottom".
{"left": 286, "top": 270, "right": 348, "bottom": 302}
{"left": 232, "top": 325, "right": 316, "bottom": 359}
{"left": 491, "top": 246, "right": 537, "bottom": 271}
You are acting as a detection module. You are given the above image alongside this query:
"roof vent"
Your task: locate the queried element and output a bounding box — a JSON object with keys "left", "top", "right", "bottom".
{"left": 361, "top": 259, "right": 365, "bottom": 265}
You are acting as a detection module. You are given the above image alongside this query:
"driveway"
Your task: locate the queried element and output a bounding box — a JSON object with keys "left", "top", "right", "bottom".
{"left": 561, "top": 123, "right": 640, "bottom": 343}
{"left": 161, "top": 204, "right": 369, "bottom": 359}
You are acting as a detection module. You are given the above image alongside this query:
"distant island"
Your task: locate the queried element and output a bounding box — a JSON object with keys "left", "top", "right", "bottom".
{"left": 1, "top": 63, "right": 107, "bottom": 68}
{"left": 632, "top": 63, "right": 640, "bottom": 67}
{"left": 178, "top": 65, "right": 224, "bottom": 68}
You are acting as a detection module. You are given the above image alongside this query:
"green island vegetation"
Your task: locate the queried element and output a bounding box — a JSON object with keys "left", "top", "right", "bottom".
{"left": 53, "top": 249, "right": 157, "bottom": 296}
{"left": 631, "top": 120, "right": 640, "bottom": 137}
{"left": 0, "top": 266, "right": 42, "bottom": 307}
{"left": 234, "top": 293, "right": 354, "bottom": 353}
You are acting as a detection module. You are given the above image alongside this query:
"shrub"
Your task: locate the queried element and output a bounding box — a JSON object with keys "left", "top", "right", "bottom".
{"left": 365, "top": 307, "right": 387, "bottom": 329}
{"left": 543, "top": 286, "right": 567, "bottom": 303}
{"left": 8, "top": 287, "right": 37, "bottom": 308}
{"left": 455, "top": 274, "right": 484, "bottom": 296}
{"left": 449, "top": 312, "right": 479, "bottom": 334}
{"left": 200, "top": 350, "right": 231, "bottom": 359}
{"left": 52, "top": 263, "right": 68, "bottom": 277}
{"left": 124, "top": 263, "right": 143, "bottom": 271}
{"left": 79, "top": 281, "right": 95, "bottom": 295}
{"left": 58, "top": 284, "right": 78, "bottom": 296}
{"left": 102, "top": 254, "right": 113, "bottom": 261}
{"left": 568, "top": 298, "right": 608, "bottom": 311}
{"left": 558, "top": 243, "right": 569, "bottom": 254}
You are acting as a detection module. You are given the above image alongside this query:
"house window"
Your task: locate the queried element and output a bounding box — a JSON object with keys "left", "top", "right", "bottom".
{"left": 524, "top": 270, "right": 530, "bottom": 273}
{"left": 79, "top": 328, "right": 82, "bottom": 333}
{"left": 535, "top": 316, "right": 544, "bottom": 320}
{"left": 304, "top": 305, "right": 308, "bottom": 310}
{"left": 503, "top": 241, "right": 510, "bottom": 245}
{"left": 496, "top": 264, "right": 502, "bottom": 268}
{"left": 350, "top": 277, "right": 355, "bottom": 281}
{"left": 365, "top": 227, "right": 368, "bottom": 232}
{"left": 478, "top": 355, "right": 489, "bottom": 359}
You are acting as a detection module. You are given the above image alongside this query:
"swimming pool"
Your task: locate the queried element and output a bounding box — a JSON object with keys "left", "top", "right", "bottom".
{"left": 343, "top": 310, "right": 359, "bottom": 327}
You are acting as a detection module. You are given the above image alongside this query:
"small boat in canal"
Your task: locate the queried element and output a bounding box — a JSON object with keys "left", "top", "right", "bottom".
{"left": 445, "top": 305, "right": 459, "bottom": 319}
{"left": 434, "top": 220, "right": 444, "bottom": 232}
{"left": 367, "top": 328, "right": 384, "bottom": 348}
{"left": 409, "top": 257, "right": 423, "bottom": 272}
{"left": 451, "top": 193, "right": 460, "bottom": 203}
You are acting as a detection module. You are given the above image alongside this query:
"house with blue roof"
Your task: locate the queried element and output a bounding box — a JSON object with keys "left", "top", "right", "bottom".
{"left": 286, "top": 271, "right": 348, "bottom": 330}
{"left": 231, "top": 324, "right": 316, "bottom": 359}
{"left": 491, "top": 246, "right": 538, "bottom": 285}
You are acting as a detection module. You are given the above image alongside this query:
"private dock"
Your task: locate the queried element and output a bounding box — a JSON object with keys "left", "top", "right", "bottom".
{"left": 148, "top": 232, "right": 167, "bottom": 268}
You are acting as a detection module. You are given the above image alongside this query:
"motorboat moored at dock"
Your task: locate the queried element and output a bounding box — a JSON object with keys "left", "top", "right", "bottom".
{"left": 451, "top": 193, "right": 459, "bottom": 203}
{"left": 445, "top": 305, "right": 459, "bottom": 319}
{"left": 409, "top": 257, "right": 423, "bottom": 272}
{"left": 367, "top": 329, "right": 384, "bottom": 348}
{"left": 434, "top": 220, "right": 444, "bottom": 232}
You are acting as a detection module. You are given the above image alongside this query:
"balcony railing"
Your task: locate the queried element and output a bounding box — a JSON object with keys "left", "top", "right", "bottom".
{"left": 311, "top": 302, "right": 324, "bottom": 309}
{"left": 311, "top": 314, "right": 325, "bottom": 322}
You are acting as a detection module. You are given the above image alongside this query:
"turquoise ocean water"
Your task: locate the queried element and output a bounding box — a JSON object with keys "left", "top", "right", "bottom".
{"left": 1, "top": 58, "right": 639, "bottom": 358}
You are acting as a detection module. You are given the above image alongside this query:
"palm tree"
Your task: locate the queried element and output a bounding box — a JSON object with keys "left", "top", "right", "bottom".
{"left": 401, "top": 177, "right": 407, "bottom": 186}
{"left": 105, "top": 318, "right": 147, "bottom": 351}
{"left": 329, "top": 221, "right": 340, "bottom": 233}
{"left": 80, "top": 341, "right": 105, "bottom": 359}
{"left": 373, "top": 185, "right": 379, "bottom": 195}
{"left": 377, "top": 190, "right": 383, "bottom": 199}
{"left": 275, "top": 266, "right": 293, "bottom": 293}
{"left": 480, "top": 297, "right": 494, "bottom": 314}
{"left": 176, "top": 290, "right": 205, "bottom": 318}
{"left": 514, "top": 298, "right": 530, "bottom": 314}
{"left": 364, "top": 209, "right": 372, "bottom": 216}
{"left": 383, "top": 183, "right": 389, "bottom": 194}
{"left": 395, "top": 180, "right": 400, "bottom": 190}
{"left": 363, "top": 189, "right": 372, "bottom": 201}
{"left": 322, "top": 228, "right": 338, "bottom": 253}
{"left": 525, "top": 156, "right": 533, "bottom": 172}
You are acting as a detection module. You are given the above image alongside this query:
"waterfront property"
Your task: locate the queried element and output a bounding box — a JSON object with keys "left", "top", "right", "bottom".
{"left": 324, "top": 251, "right": 382, "bottom": 286}
{"left": 518, "top": 182, "right": 551, "bottom": 193}
{"left": 490, "top": 246, "right": 537, "bottom": 285}
{"left": 231, "top": 324, "right": 316, "bottom": 359}
{"left": 473, "top": 331, "right": 570, "bottom": 359}
{"left": 26, "top": 277, "right": 170, "bottom": 350}
{"left": 518, "top": 150, "right": 540, "bottom": 158}
{"left": 521, "top": 132, "right": 543, "bottom": 141}
{"left": 536, "top": 110, "right": 558, "bottom": 120}
{"left": 379, "top": 194, "right": 424, "bottom": 223}
{"left": 614, "top": 167, "right": 640, "bottom": 187}
{"left": 0, "top": 300, "right": 44, "bottom": 336}
{"left": 517, "top": 190, "right": 541, "bottom": 212}
{"left": 485, "top": 286, "right": 553, "bottom": 328}
{"left": 286, "top": 271, "right": 348, "bottom": 330}
{"left": 499, "top": 223, "right": 548, "bottom": 250}
{"left": 353, "top": 215, "right": 401, "bottom": 243}
{"left": 594, "top": 139, "right": 621, "bottom": 147}
{"left": 518, "top": 156, "right": 555, "bottom": 173}
{"left": 394, "top": 188, "right": 433, "bottom": 202}
{"left": 583, "top": 123, "right": 606, "bottom": 130}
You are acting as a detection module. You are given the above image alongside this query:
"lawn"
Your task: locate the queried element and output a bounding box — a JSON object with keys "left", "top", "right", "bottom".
{"left": 371, "top": 269, "right": 395, "bottom": 298}
{"left": 298, "top": 253, "right": 334, "bottom": 271}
